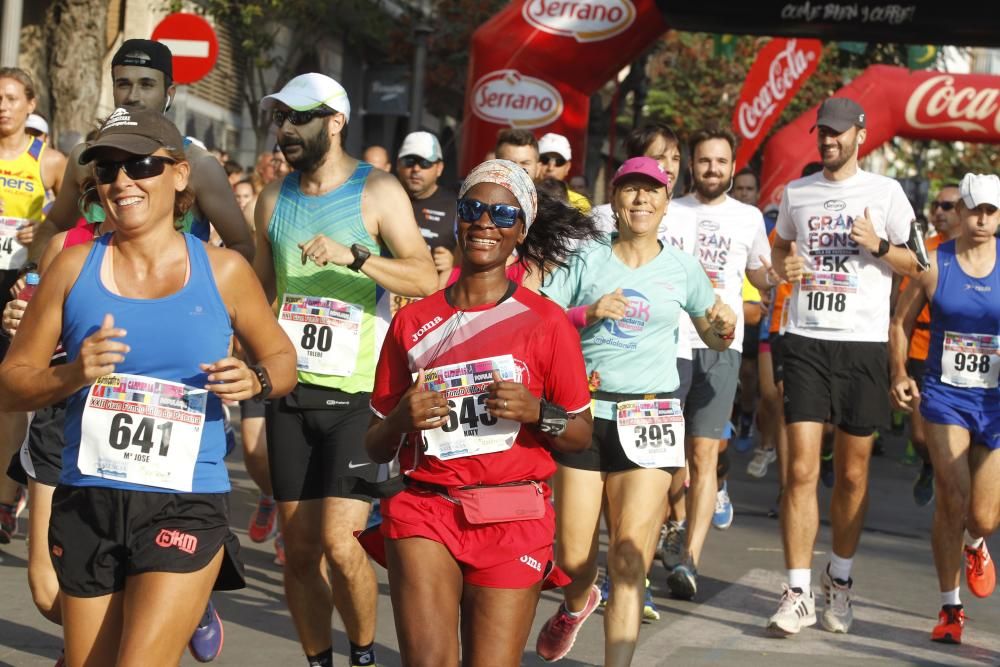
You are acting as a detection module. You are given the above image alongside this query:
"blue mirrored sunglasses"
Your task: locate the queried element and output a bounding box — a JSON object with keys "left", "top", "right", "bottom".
{"left": 456, "top": 197, "right": 524, "bottom": 228}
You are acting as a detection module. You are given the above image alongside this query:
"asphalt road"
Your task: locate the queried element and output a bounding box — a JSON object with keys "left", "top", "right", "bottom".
{"left": 2, "top": 415, "right": 997, "bottom": 666}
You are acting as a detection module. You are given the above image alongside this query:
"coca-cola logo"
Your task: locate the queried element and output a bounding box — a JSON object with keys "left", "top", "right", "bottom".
{"left": 905, "top": 75, "right": 1000, "bottom": 133}
{"left": 736, "top": 40, "right": 817, "bottom": 140}
{"left": 472, "top": 69, "right": 564, "bottom": 129}
{"left": 521, "top": 0, "right": 636, "bottom": 43}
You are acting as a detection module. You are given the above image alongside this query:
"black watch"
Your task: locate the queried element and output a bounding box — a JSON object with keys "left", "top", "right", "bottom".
{"left": 536, "top": 399, "right": 569, "bottom": 437}
{"left": 348, "top": 243, "right": 371, "bottom": 272}
{"left": 249, "top": 364, "right": 272, "bottom": 402}
{"left": 873, "top": 238, "right": 891, "bottom": 258}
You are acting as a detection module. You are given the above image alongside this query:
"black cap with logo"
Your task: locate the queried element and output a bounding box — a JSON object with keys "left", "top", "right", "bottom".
{"left": 811, "top": 97, "right": 866, "bottom": 134}
{"left": 79, "top": 108, "right": 184, "bottom": 164}
{"left": 111, "top": 39, "right": 173, "bottom": 84}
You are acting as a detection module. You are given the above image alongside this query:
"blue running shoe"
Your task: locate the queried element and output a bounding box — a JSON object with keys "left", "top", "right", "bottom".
{"left": 189, "top": 599, "right": 224, "bottom": 662}
{"left": 599, "top": 575, "right": 610, "bottom": 607}
{"left": 666, "top": 559, "right": 698, "bottom": 600}
{"left": 712, "top": 481, "right": 734, "bottom": 530}
{"left": 643, "top": 578, "right": 660, "bottom": 621}
{"left": 913, "top": 464, "right": 935, "bottom": 507}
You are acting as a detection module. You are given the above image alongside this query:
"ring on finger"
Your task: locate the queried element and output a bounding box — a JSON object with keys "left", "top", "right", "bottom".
{"left": 503, "top": 399, "right": 508, "bottom": 410}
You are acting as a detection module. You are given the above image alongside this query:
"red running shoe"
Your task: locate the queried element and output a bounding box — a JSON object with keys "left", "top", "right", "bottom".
{"left": 931, "top": 606, "right": 965, "bottom": 644}
{"left": 247, "top": 495, "right": 277, "bottom": 543}
{"left": 965, "top": 542, "right": 996, "bottom": 598}
{"left": 535, "top": 585, "right": 600, "bottom": 662}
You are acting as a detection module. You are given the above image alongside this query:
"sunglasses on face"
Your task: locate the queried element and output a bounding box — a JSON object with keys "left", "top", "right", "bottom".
{"left": 94, "top": 155, "right": 176, "bottom": 185}
{"left": 456, "top": 198, "right": 524, "bottom": 228}
{"left": 400, "top": 156, "right": 436, "bottom": 169}
{"left": 931, "top": 201, "right": 956, "bottom": 211}
{"left": 541, "top": 154, "right": 567, "bottom": 167}
{"left": 272, "top": 108, "right": 336, "bottom": 127}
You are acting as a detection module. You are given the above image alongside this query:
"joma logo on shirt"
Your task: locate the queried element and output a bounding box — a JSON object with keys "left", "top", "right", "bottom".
{"left": 412, "top": 316, "right": 443, "bottom": 342}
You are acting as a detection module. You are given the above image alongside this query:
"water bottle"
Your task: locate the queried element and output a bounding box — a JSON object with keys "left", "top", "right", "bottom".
{"left": 18, "top": 271, "right": 39, "bottom": 301}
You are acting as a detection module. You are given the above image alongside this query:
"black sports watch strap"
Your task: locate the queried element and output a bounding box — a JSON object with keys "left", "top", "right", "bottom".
{"left": 873, "top": 238, "right": 891, "bottom": 258}
{"left": 249, "top": 364, "right": 272, "bottom": 402}
{"left": 537, "top": 398, "right": 569, "bottom": 437}
{"left": 348, "top": 243, "right": 371, "bottom": 272}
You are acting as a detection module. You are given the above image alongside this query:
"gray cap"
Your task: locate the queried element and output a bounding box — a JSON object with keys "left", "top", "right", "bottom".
{"left": 812, "top": 97, "right": 866, "bottom": 134}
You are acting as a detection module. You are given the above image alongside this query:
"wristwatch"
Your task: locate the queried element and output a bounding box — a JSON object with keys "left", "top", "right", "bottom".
{"left": 873, "top": 238, "right": 891, "bottom": 258}
{"left": 249, "top": 364, "right": 272, "bottom": 402}
{"left": 537, "top": 399, "right": 569, "bottom": 437}
{"left": 348, "top": 243, "right": 371, "bottom": 272}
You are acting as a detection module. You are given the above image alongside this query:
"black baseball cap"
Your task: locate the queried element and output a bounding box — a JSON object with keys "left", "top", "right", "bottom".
{"left": 79, "top": 108, "right": 184, "bottom": 164}
{"left": 111, "top": 39, "right": 173, "bottom": 83}
{"left": 811, "top": 97, "right": 866, "bottom": 134}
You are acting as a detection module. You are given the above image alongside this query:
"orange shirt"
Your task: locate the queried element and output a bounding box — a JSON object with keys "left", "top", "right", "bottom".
{"left": 902, "top": 234, "right": 942, "bottom": 361}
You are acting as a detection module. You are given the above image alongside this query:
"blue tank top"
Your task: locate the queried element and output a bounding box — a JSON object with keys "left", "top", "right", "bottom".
{"left": 60, "top": 233, "right": 233, "bottom": 492}
{"left": 926, "top": 238, "right": 1000, "bottom": 406}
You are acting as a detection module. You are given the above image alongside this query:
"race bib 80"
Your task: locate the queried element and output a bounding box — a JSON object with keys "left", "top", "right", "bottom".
{"left": 279, "top": 293, "right": 363, "bottom": 376}
{"left": 78, "top": 373, "right": 207, "bottom": 491}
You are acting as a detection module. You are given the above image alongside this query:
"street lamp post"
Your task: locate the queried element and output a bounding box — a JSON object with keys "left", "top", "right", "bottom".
{"left": 1, "top": 0, "right": 24, "bottom": 67}
{"left": 408, "top": 10, "right": 433, "bottom": 133}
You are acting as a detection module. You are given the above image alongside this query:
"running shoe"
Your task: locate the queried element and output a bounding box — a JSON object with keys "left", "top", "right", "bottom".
{"left": 712, "top": 481, "right": 733, "bottom": 530}
{"left": 767, "top": 490, "right": 781, "bottom": 519}
{"left": 872, "top": 430, "right": 884, "bottom": 457}
{"left": 735, "top": 414, "right": 755, "bottom": 453}
{"left": 247, "top": 494, "right": 277, "bottom": 543}
{"left": 891, "top": 410, "right": 906, "bottom": 436}
{"left": 965, "top": 541, "right": 996, "bottom": 598}
{"left": 820, "top": 451, "right": 835, "bottom": 489}
{"left": 599, "top": 575, "right": 610, "bottom": 607}
{"left": 535, "top": 584, "right": 600, "bottom": 662}
{"left": 820, "top": 566, "right": 854, "bottom": 633}
{"left": 643, "top": 578, "right": 660, "bottom": 621}
{"left": 912, "top": 464, "right": 934, "bottom": 507}
{"left": 658, "top": 522, "right": 686, "bottom": 572}
{"left": 747, "top": 447, "right": 777, "bottom": 478}
{"left": 366, "top": 499, "right": 382, "bottom": 529}
{"left": 0, "top": 501, "right": 17, "bottom": 544}
{"left": 901, "top": 440, "right": 920, "bottom": 466}
{"left": 767, "top": 584, "right": 816, "bottom": 637}
{"left": 931, "top": 605, "right": 965, "bottom": 644}
{"left": 274, "top": 532, "right": 286, "bottom": 567}
{"left": 666, "top": 558, "right": 698, "bottom": 600}
{"left": 188, "top": 599, "right": 224, "bottom": 662}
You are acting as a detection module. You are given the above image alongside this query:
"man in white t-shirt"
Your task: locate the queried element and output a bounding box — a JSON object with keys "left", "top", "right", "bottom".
{"left": 666, "top": 127, "right": 772, "bottom": 601}
{"left": 767, "top": 97, "right": 921, "bottom": 637}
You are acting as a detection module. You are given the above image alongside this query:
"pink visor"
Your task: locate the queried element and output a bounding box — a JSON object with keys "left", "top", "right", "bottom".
{"left": 611, "top": 157, "right": 672, "bottom": 189}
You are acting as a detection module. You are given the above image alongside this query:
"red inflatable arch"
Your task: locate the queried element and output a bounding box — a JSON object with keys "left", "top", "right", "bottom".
{"left": 760, "top": 65, "right": 1000, "bottom": 207}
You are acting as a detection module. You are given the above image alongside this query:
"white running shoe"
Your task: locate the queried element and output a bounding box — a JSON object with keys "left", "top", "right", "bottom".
{"left": 820, "top": 567, "right": 854, "bottom": 633}
{"left": 767, "top": 584, "right": 816, "bottom": 637}
{"left": 747, "top": 447, "right": 777, "bottom": 478}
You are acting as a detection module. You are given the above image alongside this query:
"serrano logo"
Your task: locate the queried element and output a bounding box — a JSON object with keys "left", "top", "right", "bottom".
{"left": 905, "top": 75, "right": 1000, "bottom": 133}
{"left": 472, "top": 70, "right": 564, "bottom": 129}
{"left": 824, "top": 200, "right": 846, "bottom": 211}
{"left": 736, "top": 39, "right": 816, "bottom": 140}
{"left": 155, "top": 528, "right": 198, "bottom": 555}
{"left": 521, "top": 0, "right": 636, "bottom": 43}
{"left": 412, "top": 316, "right": 443, "bottom": 343}
{"left": 604, "top": 288, "right": 650, "bottom": 339}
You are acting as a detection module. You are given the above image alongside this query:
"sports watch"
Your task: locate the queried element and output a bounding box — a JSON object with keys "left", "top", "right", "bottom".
{"left": 873, "top": 238, "right": 891, "bottom": 258}
{"left": 537, "top": 399, "right": 569, "bottom": 437}
{"left": 249, "top": 364, "right": 272, "bottom": 402}
{"left": 348, "top": 243, "right": 371, "bottom": 272}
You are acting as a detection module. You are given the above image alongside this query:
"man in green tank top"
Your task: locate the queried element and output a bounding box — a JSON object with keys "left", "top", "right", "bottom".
{"left": 253, "top": 73, "right": 437, "bottom": 667}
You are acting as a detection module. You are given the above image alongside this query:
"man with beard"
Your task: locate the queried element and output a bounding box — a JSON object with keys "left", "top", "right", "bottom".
{"left": 253, "top": 73, "right": 437, "bottom": 667}
{"left": 394, "top": 131, "right": 456, "bottom": 292}
{"left": 766, "top": 98, "right": 920, "bottom": 637}
{"left": 666, "top": 127, "right": 772, "bottom": 601}
{"left": 42, "top": 39, "right": 253, "bottom": 261}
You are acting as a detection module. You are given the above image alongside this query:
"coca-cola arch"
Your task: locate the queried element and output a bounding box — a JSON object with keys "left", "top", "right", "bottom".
{"left": 760, "top": 65, "right": 1000, "bottom": 207}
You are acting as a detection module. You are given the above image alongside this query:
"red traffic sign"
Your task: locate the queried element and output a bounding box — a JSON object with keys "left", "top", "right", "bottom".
{"left": 151, "top": 13, "right": 219, "bottom": 85}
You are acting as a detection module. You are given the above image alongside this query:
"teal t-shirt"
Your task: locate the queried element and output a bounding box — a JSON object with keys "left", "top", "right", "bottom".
{"left": 542, "top": 235, "right": 715, "bottom": 395}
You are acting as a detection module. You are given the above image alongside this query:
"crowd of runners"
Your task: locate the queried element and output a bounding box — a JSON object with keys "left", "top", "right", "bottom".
{"left": 0, "top": 37, "right": 997, "bottom": 667}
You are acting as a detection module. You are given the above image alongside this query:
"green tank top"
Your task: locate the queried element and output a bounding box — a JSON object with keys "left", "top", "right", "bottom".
{"left": 268, "top": 164, "right": 380, "bottom": 393}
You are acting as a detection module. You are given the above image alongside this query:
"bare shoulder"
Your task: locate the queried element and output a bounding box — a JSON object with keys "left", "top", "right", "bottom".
{"left": 255, "top": 180, "right": 283, "bottom": 227}
{"left": 45, "top": 240, "right": 94, "bottom": 288}
{"left": 204, "top": 243, "right": 252, "bottom": 279}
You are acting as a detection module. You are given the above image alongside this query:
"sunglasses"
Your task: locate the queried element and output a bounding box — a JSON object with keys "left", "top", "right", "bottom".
{"left": 930, "top": 201, "right": 956, "bottom": 211}
{"left": 272, "top": 108, "right": 336, "bottom": 127}
{"left": 400, "top": 156, "right": 437, "bottom": 169}
{"left": 541, "top": 154, "right": 567, "bottom": 167}
{"left": 456, "top": 198, "right": 524, "bottom": 228}
{"left": 94, "top": 156, "right": 176, "bottom": 185}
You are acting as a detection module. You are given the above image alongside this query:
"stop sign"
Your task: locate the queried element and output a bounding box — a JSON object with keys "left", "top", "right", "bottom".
{"left": 151, "top": 13, "right": 219, "bottom": 85}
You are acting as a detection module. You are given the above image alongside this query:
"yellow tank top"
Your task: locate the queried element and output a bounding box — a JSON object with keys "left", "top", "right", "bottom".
{"left": 0, "top": 136, "right": 46, "bottom": 222}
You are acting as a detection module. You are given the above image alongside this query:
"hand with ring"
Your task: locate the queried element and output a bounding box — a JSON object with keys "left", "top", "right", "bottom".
{"left": 388, "top": 369, "right": 450, "bottom": 433}
{"left": 298, "top": 234, "right": 353, "bottom": 267}
{"left": 484, "top": 370, "right": 541, "bottom": 424}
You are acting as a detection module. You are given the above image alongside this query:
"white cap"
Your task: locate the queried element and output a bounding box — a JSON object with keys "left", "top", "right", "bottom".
{"left": 26, "top": 114, "right": 48, "bottom": 136}
{"left": 398, "top": 131, "right": 442, "bottom": 162}
{"left": 538, "top": 133, "right": 571, "bottom": 161}
{"left": 260, "top": 73, "right": 351, "bottom": 122}
{"left": 960, "top": 173, "right": 1000, "bottom": 209}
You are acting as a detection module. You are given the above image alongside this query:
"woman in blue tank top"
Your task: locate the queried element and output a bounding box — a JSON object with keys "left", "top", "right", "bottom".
{"left": 889, "top": 173, "right": 1000, "bottom": 646}
{"left": 0, "top": 108, "right": 296, "bottom": 666}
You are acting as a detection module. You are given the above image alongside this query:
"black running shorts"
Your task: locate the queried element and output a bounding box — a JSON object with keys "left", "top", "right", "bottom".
{"left": 265, "top": 384, "right": 379, "bottom": 502}
{"left": 48, "top": 486, "right": 244, "bottom": 598}
{"left": 781, "top": 333, "right": 889, "bottom": 436}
